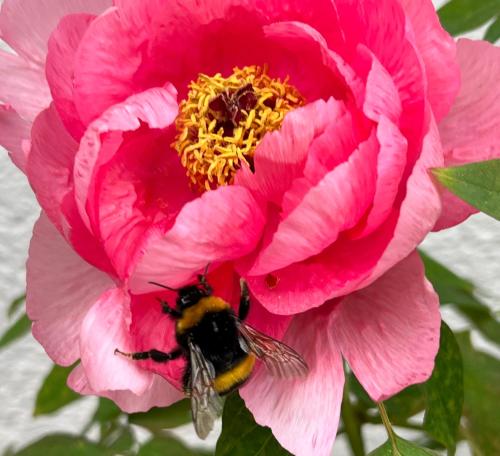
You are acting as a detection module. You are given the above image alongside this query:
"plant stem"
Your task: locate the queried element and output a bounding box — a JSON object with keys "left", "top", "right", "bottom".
{"left": 342, "top": 384, "right": 366, "bottom": 456}
{"left": 377, "top": 402, "right": 401, "bottom": 456}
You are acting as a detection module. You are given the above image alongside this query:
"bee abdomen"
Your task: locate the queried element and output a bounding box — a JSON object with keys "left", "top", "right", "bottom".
{"left": 213, "top": 354, "right": 256, "bottom": 395}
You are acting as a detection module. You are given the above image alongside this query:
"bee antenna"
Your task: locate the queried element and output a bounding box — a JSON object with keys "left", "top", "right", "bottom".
{"left": 202, "top": 263, "right": 211, "bottom": 279}
{"left": 148, "top": 281, "right": 178, "bottom": 291}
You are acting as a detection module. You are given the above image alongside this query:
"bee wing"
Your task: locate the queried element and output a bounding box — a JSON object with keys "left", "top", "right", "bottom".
{"left": 237, "top": 322, "right": 309, "bottom": 379}
{"left": 188, "top": 340, "right": 223, "bottom": 439}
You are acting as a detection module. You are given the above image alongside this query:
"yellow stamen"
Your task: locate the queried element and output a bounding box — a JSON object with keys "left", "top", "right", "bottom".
{"left": 173, "top": 66, "right": 304, "bottom": 191}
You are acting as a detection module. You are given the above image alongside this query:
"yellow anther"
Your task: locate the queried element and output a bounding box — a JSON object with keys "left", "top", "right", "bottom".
{"left": 173, "top": 65, "right": 304, "bottom": 191}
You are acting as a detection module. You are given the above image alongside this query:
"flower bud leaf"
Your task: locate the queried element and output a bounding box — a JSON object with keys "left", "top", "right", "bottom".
{"left": 34, "top": 364, "right": 81, "bottom": 416}
{"left": 12, "top": 434, "right": 114, "bottom": 456}
{"left": 137, "top": 436, "right": 210, "bottom": 456}
{"left": 216, "top": 393, "right": 292, "bottom": 456}
{"left": 432, "top": 159, "right": 500, "bottom": 221}
{"left": 438, "top": 0, "right": 500, "bottom": 36}
{"left": 0, "top": 313, "right": 31, "bottom": 349}
{"left": 485, "top": 17, "right": 500, "bottom": 43}
{"left": 368, "top": 435, "right": 440, "bottom": 456}
{"left": 423, "top": 322, "right": 463, "bottom": 453}
{"left": 129, "top": 399, "right": 192, "bottom": 431}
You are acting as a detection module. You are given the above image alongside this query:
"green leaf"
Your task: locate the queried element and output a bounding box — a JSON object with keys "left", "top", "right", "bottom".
{"left": 438, "top": 0, "right": 500, "bottom": 36}
{"left": 103, "top": 426, "right": 134, "bottom": 453}
{"left": 0, "top": 314, "right": 31, "bottom": 349}
{"left": 423, "top": 323, "right": 463, "bottom": 453}
{"left": 7, "top": 294, "right": 26, "bottom": 318}
{"left": 216, "top": 393, "right": 292, "bottom": 456}
{"left": 12, "top": 435, "right": 113, "bottom": 456}
{"left": 34, "top": 365, "right": 81, "bottom": 416}
{"left": 369, "top": 436, "right": 440, "bottom": 456}
{"left": 138, "top": 436, "right": 210, "bottom": 456}
{"left": 432, "top": 160, "right": 500, "bottom": 221}
{"left": 92, "top": 398, "right": 122, "bottom": 423}
{"left": 456, "top": 332, "right": 500, "bottom": 455}
{"left": 129, "top": 399, "right": 192, "bottom": 432}
{"left": 420, "top": 252, "right": 500, "bottom": 345}
{"left": 485, "top": 16, "right": 500, "bottom": 43}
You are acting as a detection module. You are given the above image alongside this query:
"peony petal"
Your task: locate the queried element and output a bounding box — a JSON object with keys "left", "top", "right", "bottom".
{"left": 46, "top": 13, "right": 96, "bottom": 139}
{"left": 435, "top": 39, "right": 500, "bottom": 230}
{"left": 68, "top": 364, "right": 182, "bottom": 413}
{"left": 0, "top": 0, "right": 111, "bottom": 66}
{"left": 28, "top": 104, "right": 114, "bottom": 273}
{"left": 130, "top": 186, "right": 265, "bottom": 294}
{"left": 0, "top": 50, "right": 50, "bottom": 121}
{"left": 236, "top": 98, "right": 342, "bottom": 205}
{"left": 241, "top": 306, "right": 344, "bottom": 456}
{"left": 350, "top": 116, "right": 407, "bottom": 238}
{"left": 26, "top": 213, "right": 114, "bottom": 366}
{"left": 80, "top": 287, "right": 153, "bottom": 395}
{"left": 249, "top": 130, "right": 378, "bottom": 275}
{"left": 74, "top": 84, "right": 179, "bottom": 232}
{"left": 0, "top": 103, "right": 30, "bottom": 171}
{"left": 333, "top": 251, "right": 440, "bottom": 401}
{"left": 367, "top": 114, "right": 443, "bottom": 282}
{"left": 399, "top": 0, "right": 460, "bottom": 122}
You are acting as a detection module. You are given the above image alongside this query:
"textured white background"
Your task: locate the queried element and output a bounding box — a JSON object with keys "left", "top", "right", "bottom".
{"left": 0, "top": 0, "right": 498, "bottom": 454}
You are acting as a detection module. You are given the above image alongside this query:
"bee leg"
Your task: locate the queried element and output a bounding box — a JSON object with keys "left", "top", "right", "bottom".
{"left": 198, "top": 265, "right": 213, "bottom": 295}
{"left": 238, "top": 278, "right": 251, "bottom": 321}
{"left": 114, "top": 347, "right": 183, "bottom": 363}
{"left": 156, "top": 298, "right": 181, "bottom": 318}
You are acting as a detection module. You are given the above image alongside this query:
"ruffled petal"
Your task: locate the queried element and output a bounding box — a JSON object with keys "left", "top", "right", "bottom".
{"left": 74, "top": 84, "right": 179, "bottom": 230}
{"left": 333, "top": 251, "right": 440, "bottom": 401}
{"left": 26, "top": 213, "right": 114, "bottom": 366}
{"left": 0, "top": 0, "right": 111, "bottom": 66}
{"left": 398, "top": 0, "right": 460, "bottom": 122}
{"left": 129, "top": 186, "right": 266, "bottom": 294}
{"left": 241, "top": 306, "right": 344, "bottom": 456}
{"left": 46, "top": 13, "right": 96, "bottom": 139}
{"left": 0, "top": 50, "right": 50, "bottom": 121}
{"left": 249, "top": 130, "right": 378, "bottom": 275}
{"left": 80, "top": 287, "right": 153, "bottom": 395}
{"left": 0, "top": 103, "right": 30, "bottom": 171}
{"left": 435, "top": 39, "right": 500, "bottom": 230}
{"left": 236, "top": 98, "right": 342, "bottom": 205}
{"left": 68, "top": 364, "right": 182, "bottom": 413}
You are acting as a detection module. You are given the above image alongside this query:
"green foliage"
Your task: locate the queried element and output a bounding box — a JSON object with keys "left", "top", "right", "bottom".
{"left": 485, "top": 16, "right": 500, "bottom": 42}
{"left": 0, "top": 314, "right": 31, "bottom": 349}
{"left": 129, "top": 399, "right": 192, "bottom": 432}
{"left": 7, "top": 294, "right": 26, "bottom": 318}
{"left": 368, "top": 436, "right": 440, "bottom": 456}
{"left": 137, "top": 436, "right": 210, "bottom": 456}
{"left": 433, "top": 160, "right": 500, "bottom": 222}
{"left": 216, "top": 393, "right": 291, "bottom": 456}
{"left": 438, "top": 0, "right": 500, "bottom": 36}
{"left": 420, "top": 251, "right": 500, "bottom": 345}
{"left": 423, "top": 323, "right": 463, "bottom": 453}
{"left": 34, "top": 365, "right": 81, "bottom": 416}
{"left": 12, "top": 435, "right": 114, "bottom": 456}
{"left": 456, "top": 332, "right": 500, "bottom": 455}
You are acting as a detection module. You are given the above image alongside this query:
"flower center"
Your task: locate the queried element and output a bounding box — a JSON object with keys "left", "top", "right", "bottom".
{"left": 174, "top": 66, "right": 304, "bottom": 191}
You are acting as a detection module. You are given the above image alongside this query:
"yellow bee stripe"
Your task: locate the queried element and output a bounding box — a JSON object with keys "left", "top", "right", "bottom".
{"left": 213, "top": 355, "right": 256, "bottom": 394}
{"left": 176, "top": 296, "right": 230, "bottom": 333}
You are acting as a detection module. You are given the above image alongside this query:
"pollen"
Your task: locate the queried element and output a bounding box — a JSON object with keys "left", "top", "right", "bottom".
{"left": 173, "top": 66, "right": 305, "bottom": 191}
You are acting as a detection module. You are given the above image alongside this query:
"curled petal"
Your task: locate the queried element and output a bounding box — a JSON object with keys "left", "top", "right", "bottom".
{"left": 0, "top": 104, "right": 30, "bottom": 171}
{"left": 80, "top": 288, "right": 153, "bottom": 395}
{"left": 26, "top": 213, "right": 114, "bottom": 366}
{"left": 334, "top": 251, "right": 440, "bottom": 400}
{"left": 68, "top": 364, "right": 182, "bottom": 413}
{"left": 0, "top": 0, "right": 111, "bottom": 66}
{"left": 242, "top": 306, "right": 344, "bottom": 456}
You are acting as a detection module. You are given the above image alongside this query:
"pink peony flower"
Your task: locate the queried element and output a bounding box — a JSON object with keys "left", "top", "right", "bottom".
{"left": 1, "top": 0, "right": 499, "bottom": 454}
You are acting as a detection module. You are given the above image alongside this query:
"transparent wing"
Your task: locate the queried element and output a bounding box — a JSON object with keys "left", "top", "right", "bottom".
{"left": 188, "top": 340, "right": 223, "bottom": 439}
{"left": 237, "top": 322, "right": 309, "bottom": 378}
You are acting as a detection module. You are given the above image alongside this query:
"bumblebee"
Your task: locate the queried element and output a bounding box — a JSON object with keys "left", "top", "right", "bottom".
{"left": 115, "top": 270, "right": 309, "bottom": 438}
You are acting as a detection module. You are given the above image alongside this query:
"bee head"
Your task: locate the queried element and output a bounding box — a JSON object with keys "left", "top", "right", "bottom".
{"left": 176, "top": 285, "right": 209, "bottom": 310}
